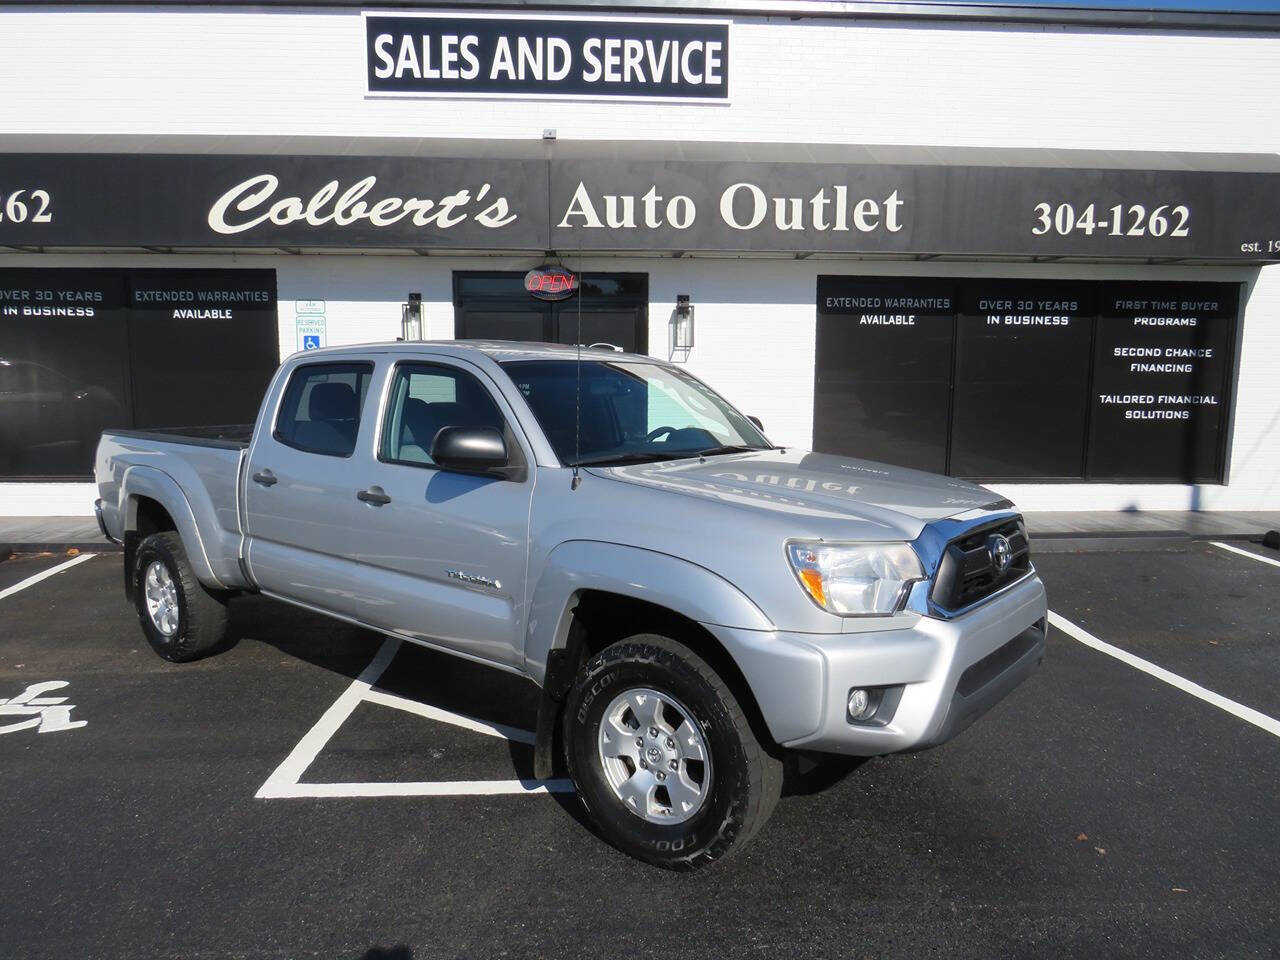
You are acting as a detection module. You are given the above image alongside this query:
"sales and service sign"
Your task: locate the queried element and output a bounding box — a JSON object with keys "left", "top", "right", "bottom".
{"left": 0, "top": 152, "right": 1278, "bottom": 261}
{"left": 364, "top": 13, "right": 730, "bottom": 100}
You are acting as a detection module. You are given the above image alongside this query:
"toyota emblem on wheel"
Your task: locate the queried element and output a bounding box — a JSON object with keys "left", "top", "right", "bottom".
{"left": 989, "top": 534, "right": 1013, "bottom": 573}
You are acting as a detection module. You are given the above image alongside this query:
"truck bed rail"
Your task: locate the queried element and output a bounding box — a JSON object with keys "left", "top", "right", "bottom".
{"left": 105, "top": 424, "right": 253, "bottom": 450}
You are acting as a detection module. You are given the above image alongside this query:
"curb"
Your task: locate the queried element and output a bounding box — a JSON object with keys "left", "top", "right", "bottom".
{"left": 0, "top": 541, "right": 123, "bottom": 557}
{"left": 1027, "top": 531, "right": 1278, "bottom": 553}
{"left": 1030, "top": 530, "right": 1268, "bottom": 543}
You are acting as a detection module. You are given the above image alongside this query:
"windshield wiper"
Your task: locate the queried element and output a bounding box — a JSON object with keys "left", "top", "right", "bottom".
{"left": 571, "top": 451, "right": 684, "bottom": 467}
{"left": 694, "top": 444, "right": 773, "bottom": 459}
{"left": 575, "top": 444, "right": 778, "bottom": 468}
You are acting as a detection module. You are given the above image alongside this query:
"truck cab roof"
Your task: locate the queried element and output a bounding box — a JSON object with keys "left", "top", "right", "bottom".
{"left": 287, "top": 340, "right": 654, "bottom": 365}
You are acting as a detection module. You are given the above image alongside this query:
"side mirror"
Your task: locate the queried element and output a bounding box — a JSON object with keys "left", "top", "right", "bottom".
{"left": 747, "top": 415, "right": 764, "bottom": 432}
{"left": 431, "top": 426, "right": 509, "bottom": 475}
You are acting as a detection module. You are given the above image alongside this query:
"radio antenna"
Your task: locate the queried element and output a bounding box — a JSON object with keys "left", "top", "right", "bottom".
{"left": 571, "top": 259, "right": 583, "bottom": 491}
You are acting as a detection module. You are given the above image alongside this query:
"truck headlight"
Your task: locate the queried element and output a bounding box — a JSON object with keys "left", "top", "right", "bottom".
{"left": 786, "top": 541, "right": 924, "bottom": 616}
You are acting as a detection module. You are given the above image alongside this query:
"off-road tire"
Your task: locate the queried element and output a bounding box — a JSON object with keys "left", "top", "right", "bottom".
{"left": 132, "top": 531, "right": 228, "bottom": 662}
{"left": 563, "top": 633, "right": 783, "bottom": 870}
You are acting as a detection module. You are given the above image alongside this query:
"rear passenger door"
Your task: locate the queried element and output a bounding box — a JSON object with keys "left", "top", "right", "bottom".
{"left": 242, "top": 360, "right": 376, "bottom": 618}
{"left": 344, "top": 359, "right": 535, "bottom": 669}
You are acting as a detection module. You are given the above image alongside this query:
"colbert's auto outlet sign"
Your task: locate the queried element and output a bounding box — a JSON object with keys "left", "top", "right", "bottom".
{"left": 0, "top": 152, "right": 1278, "bottom": 261}
{"left": 364, "top": 13, "right": 730, "bottom": 101}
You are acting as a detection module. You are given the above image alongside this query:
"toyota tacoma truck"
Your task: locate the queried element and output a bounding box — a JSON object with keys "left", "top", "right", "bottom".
{"left": 95, "top": 340, "right": 1047, "bottom": 870}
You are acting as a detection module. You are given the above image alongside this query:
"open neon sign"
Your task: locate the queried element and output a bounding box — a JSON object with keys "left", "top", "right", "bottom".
{"left": 524, "top": 266, "right": 579, "bottom": 301}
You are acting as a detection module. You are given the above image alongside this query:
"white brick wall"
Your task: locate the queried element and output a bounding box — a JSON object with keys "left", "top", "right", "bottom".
{"left": 0, "top": 8, "right": 1277, "bottom": 153}
{"left": 0, "top": 6, "right": 1277, "bottom": 515}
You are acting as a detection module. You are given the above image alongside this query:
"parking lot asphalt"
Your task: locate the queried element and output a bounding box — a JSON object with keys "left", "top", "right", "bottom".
{"left": 2, "top": 541, "right": 1279, "bottom": 960}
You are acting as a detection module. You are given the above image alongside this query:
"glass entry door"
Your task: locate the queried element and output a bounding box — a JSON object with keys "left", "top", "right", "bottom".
{"left": 453, "top": 272, "right": 648, "bottom": 354}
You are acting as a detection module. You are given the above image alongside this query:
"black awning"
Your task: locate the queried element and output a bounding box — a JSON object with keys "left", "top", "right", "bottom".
{"left": 1, "top": 140, "right": 1277, "bottom": 261}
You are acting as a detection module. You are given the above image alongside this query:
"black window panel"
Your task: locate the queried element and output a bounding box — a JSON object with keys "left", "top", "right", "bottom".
{"left": 380, "top": 363, "right": 507, "bottom": 467}
{"left": 553, "top": 309, "right": 644, "bottom": 352}
{"left": 950, "top": 280, "right": 1095, "bottom": 479}
{"left": 576, "top": 275, "right": 649, "bottom": 300}
{"left": 814, "top": 277, "right": 956, "bottom": 473}
{"left": 127, "top": 270, "right": 278, "bottom": 429}
{"left": 453, "top": 271, "right": 648, "bottom": 354}
{"left": 1, "top": 267, "right": 279, "bottom": 479}
{"left": 815, "top": 379, "right": 953, "bottom": 473}
{"left": 455, "top": 272, "right": 648, "bottom": 303}
{"left": 1086, "top": 282, "right": 1236, "bottom": 482}
{"left": 274, "top": 362, "right": 374, "bottom": 458}
{"left": 0, "top": 269, "right": 132, "bottom": 478}
{"left": 454, "top": 274, "right": 530, "bottom": 300}
{"left": 456, "top": 306, "right": 551, "bottom": 344}
{"left": 814, "top": 275, "right": 1239, "bottom": 484}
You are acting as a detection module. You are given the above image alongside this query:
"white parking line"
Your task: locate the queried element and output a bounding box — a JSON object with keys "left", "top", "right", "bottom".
{"left": 1210, "top": 541, "right": 1280, "bottom": 570}
{"left": 361, "top": 688, "right": 536, "bottom": 745}
{"left": 1048, "top": 611, "right": 1280, "bottom": 739}
{"left": 261, "top": 779, "right": 570, "bottom": 798}
{"left": 0, "top": 553, "right": 95, "bottom": 601}
{"left": 257, "top": 634, "right": 573, "bottom": 799}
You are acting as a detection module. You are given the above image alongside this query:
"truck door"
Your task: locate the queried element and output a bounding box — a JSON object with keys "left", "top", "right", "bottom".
{"left": 344, "top": 358, "right": 534, "bottom": 669}
{"left": 242, "top": 359, "right": 377, "bottom": 618}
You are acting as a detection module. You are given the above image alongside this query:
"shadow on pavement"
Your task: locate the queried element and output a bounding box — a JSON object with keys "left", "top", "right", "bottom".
{"left": 360, "top": 946, "right": 412, "bottom": 960}
{"left": 217, "top": 588, "right": 868, "bottom": 858}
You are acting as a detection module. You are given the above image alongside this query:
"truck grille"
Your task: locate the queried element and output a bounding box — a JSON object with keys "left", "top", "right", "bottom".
{"left": 929, "top": 517, "right": 1031, "bottom": 614}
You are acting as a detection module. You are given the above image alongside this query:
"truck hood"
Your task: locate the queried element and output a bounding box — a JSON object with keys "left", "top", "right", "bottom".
{"left": 589, "top": 449, "right": 1005, "bottom": 535}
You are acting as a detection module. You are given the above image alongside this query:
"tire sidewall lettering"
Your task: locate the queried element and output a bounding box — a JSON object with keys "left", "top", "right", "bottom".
{"left": 575, "top": 670, "right": 615, "bottom": 724}
{"left": 564, "top": 640, "right": 747, "bottom": 865}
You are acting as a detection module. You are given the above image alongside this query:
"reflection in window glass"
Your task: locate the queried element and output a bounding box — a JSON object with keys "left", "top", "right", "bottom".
{"left": 503, "top": 359, "right": 766, "bottom": 465}
{"left": 0, "top": 267, "right": 277, "bottom": 479}
{"left": 380, "top": 364, "right": 505, "bottom": 466}
{"left": 408, "top": 374, "right": 457, "bottom": 404}
{"left": 0, "top": 270, "right": 131, "bottom": 478}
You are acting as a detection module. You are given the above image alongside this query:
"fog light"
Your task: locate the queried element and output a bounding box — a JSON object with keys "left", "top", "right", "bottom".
{"left": 847, "top": 688, "right": 873, "bottom": 721}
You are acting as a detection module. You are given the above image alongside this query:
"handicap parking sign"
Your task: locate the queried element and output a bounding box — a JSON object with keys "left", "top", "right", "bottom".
{"left": 296, "top": 314, "right": 326, "bottom": 352}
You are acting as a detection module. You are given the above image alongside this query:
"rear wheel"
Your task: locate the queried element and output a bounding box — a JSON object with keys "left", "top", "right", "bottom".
{"left": 563, "top": 633, "right": 782, "bottom": 870}
{"left": 132, "top": 532, "right": 228, "bottom": 662}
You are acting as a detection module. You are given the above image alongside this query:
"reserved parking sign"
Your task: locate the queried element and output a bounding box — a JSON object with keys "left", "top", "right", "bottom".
{"left": 296, "top": 312, "right": 326, "bottom": 352}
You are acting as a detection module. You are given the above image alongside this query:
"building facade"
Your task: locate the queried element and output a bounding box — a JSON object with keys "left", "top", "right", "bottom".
{"left": 2, "top": 0, "right": 1279, "bottom": 515}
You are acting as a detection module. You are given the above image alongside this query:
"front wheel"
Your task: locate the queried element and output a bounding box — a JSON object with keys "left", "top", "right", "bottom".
{"left": 563, "top": 634, "right": 782, "bottom": 870}
{"left": 132, "top": 531, "right": 229, "bottom": 662}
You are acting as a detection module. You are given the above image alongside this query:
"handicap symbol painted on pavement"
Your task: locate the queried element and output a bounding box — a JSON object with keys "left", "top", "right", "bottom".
{"left": 0, "top": 681, "right": 87, "bottom": 735}
{"left": 302, "top": 335, "right": 322, "bottom": 350}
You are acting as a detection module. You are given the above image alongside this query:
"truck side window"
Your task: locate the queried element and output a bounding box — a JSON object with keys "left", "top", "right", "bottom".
{"left": 274, "top": 362, "right": 374, "bottom": 457}
{"left": 380, "top": 363, "right": 506, "bottom": 466}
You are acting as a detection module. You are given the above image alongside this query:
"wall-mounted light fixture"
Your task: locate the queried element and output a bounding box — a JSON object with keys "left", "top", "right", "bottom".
{"left": 401, "top": 292, "right": 423, "bottom": 341}
{"left": 673, "top": 294, "right": 695, "bottom": 350}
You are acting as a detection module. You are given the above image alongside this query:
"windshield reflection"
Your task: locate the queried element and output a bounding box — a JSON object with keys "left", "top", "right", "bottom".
{"left": 501, "top": 359, "right": 770, "bottom": 466}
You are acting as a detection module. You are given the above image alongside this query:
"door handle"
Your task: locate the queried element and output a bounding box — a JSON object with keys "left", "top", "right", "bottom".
{"left": 252, "top": 470, "right": 278, "bottom": 487}
{"left": 357, "top": 486, "right": 392, "bottom": 506}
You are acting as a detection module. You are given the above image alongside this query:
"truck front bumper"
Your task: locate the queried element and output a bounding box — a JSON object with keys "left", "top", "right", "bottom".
{"left": 704, "top": 573, "right": 1048, "bottom": 756}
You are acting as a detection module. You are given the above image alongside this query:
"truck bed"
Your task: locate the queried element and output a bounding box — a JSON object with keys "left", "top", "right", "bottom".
{"left": 95, "top": 426, "right": 251, "bottom": 590}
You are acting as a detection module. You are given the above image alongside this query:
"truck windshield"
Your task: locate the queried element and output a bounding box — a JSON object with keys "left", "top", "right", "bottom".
{"left": 501, "top": 359, "right": 770, "bottom": 467}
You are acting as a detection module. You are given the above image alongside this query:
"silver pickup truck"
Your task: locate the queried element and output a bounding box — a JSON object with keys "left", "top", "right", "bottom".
{"left": 95, "top": 340, "right": 1047, "bottom": 869}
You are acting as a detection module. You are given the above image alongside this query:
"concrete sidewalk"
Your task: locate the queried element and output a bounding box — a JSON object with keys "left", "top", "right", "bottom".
{"left": 0, "top": 516, "right": 117, "bottom": 553}
{"left": 0, "top": 511, "right": 1277, "bottom": 555}
{"left": 1025, "top": 510, "right": 1280, "bottom": 539}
